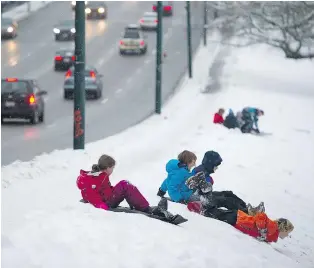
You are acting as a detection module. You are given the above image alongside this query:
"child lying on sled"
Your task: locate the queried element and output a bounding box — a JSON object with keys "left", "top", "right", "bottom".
{"left": 186, "top": 172, "right": 294, "bottom": 243}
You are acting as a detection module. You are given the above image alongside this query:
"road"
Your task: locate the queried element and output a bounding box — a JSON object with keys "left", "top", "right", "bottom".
{"left": 1, "top": 1, "right": 204, "bottom": 166}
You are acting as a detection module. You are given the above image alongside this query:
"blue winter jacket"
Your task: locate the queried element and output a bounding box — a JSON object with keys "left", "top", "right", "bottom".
{"left": 160, "top": 159, "right": 193, "bottom": 202}
{"left": 244, "top": 107, "right": 259, "bottom": 130}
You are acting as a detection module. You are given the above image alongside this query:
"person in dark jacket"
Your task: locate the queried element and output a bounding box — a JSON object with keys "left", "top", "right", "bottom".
{"left": 241, "top": 107, "right": 264, "bottom": 134}
{"left": 223, "top": 109, "right": 239, "bottom": 129}
{"left": 190, "top": 151, "right": 250, "bottom": 211}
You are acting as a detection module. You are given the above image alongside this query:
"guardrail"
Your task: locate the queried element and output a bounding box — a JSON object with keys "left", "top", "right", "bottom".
{"left": 1, "top": 1, "right": 52, "bottom": 22}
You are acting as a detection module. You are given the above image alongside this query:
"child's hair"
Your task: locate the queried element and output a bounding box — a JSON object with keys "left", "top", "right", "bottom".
{"left": 92, "top": 154, "right": 116, "bottom": 172}
{"left": 178, "top": 150, "right": 197, "bottom": 165}
{"left": 218, "top": 108, "right": 225, "bottom": 114}
{"left": 275, "top": 218, "right": 294, "bottom": 233}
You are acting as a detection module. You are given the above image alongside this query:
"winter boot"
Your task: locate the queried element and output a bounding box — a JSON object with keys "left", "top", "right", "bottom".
{"left": 157, "top": 188, "right": 166, "bottom": 197}
{"left": 157, "top": 197, "right": 168, "bottom": 211}
{"left": 247, "top": 202, "right": 265, "bottom": 216}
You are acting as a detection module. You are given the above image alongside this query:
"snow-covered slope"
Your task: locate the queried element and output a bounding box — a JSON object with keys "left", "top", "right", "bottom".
{"left": 2, "top": 40, "right": 314, "bottom": 268}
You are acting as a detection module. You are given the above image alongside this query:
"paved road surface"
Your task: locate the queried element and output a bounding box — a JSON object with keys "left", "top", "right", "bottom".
{"left": 1, "top": 1, "right": 204, "bottom": 165}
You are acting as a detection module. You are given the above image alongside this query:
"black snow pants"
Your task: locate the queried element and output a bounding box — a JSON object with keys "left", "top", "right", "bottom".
{"left": 213, "top": 191, "right": 248, "bottom": 213}
{"left": 203, "top": 207, "right": 238, "bottom": 226}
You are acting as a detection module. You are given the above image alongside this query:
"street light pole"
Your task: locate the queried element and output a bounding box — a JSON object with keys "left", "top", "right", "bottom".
{"left": 155, "top": 1, "right": 163, "bottom": 114}
{"left": 186, "top": 1, "right": 192, "bottom": 78}
{"left": 203, "top": 1, "right": 208, "bottom": 46}
{"left": 73, "top": 1, "right": 86, "bottom": 150}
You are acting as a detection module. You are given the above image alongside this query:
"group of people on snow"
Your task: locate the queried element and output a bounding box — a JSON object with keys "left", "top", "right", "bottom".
{"left": 77, "top": 150, "right": 294, "bottom": 244}
{"left": 214, "top": 107, "right": 264, "bottom": 134}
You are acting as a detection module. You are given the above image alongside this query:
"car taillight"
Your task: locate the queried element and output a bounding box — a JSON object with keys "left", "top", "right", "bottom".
{"left": 6, "top": 78, "right": 18, "bottom": 82}
{"left": 153, "top": 5, "right": 157, "bottom": 11}
{"left": 139, "top": 19, "right": 144, "bottom": 23}
{"left": 155, "top": 19, "right": 158, "bottom": 23}
{"left": 120, "top": 40, "right": 124, "bottom": 45}
{"left": 65, "top": 70, "right": 72, "bottom": 78}
{"left": 164, "top": 6, "right": 171, "bottom": 11}
{"left": 90, "top": 71, "right": 96, "bottom": 78}
{"left": 140, "top": 40, "right": 145, "bottom": 46}
{"left": 28, "top": 94, "right": 36, "bottom": 105}
{"left": 72, "top": 55, "right": 76, "bottom": 61}
{"left": 55, "top": 55, "right": 63, "bottom": 61}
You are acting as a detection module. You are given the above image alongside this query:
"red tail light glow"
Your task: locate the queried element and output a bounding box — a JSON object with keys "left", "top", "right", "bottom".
{"left": 28, "top": 94, "right": 36, "bottom": 105}
{"left": 55, "top": 55, "right": 63, "bottom": 61}
{"left": 164, "top": 6, "right": 172, "bottom": 11}
{"left": 90, "top": 71, "right": 96, "bottom": 78}
{"left": 155, "top": 19, "right": 158, "bottom": 23}
{"left": 153, "top": 5, "right": 157, "bottom": 11}
{"left": 6, "top": 78, "right": 18, "bottom": 82}
{"left": 72, "top": 55, "right": 76, "bottom": 61}
{"left": 139, "top": 19, "right": 144, "bottom": 23}
{"left": 140, "top": 40, "right": 145, "bottom": 46}
{"left": 65, "top": 70, "right": 72, "bottom": 78}
{"left": 120, "top": 40, "right": 124, "bottom": 45}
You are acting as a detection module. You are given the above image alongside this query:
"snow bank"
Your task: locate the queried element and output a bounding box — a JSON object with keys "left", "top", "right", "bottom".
{"left": 2, "top": 41, "right": 314, "bottom": 268}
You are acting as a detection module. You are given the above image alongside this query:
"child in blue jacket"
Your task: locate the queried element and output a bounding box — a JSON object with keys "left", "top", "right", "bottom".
{"left": 157, "top": 150, "right": 197, "bottom": 203}
{"left": 241, "top": 107, "right": 264, "bottom": 134}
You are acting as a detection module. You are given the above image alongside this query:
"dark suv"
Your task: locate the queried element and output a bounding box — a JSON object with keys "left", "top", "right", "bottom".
{"left": 1, "top": 78, "right": 47, "bottom": 124}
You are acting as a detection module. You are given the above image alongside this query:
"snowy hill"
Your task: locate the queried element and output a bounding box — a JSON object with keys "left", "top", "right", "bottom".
{"left": 2, "top": 38, "right": 314, "bottom": 268}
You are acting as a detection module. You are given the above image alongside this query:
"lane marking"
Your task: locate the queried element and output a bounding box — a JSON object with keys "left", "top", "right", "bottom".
{"left": 101, "top": 98, "right": 109, "bottom": 104}
{"left": 126, "top": 77, "right": 133, "bottom": 84}
{"left": 95, "top": 47, "right": 115, "bottom": 68}
{"left": 144, "top": 59, "right": 151, "bottom": 64}
{"left": 115, "top": 88, "right": 123, "bottom": 94}
{"left": 135, "top": 68, "right": 142, "bottom": 75}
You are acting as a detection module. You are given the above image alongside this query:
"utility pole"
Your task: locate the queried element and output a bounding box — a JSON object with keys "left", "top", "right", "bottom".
{"left": 186, "top": 1, "right": 192, "bottom": 78}
{"left": 155, "top": 1, "right": 163, "bottom": 114}
{"left": 73, "top": 1, "right": 86, "bottom": 150}
{"left": 203, "top": 1, "right": 208, "bottom": 46}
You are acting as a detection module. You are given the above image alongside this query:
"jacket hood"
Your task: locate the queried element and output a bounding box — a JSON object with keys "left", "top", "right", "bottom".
{"left": 166, "top": 159, "right": 182, "bottom": 173}
{"left": 202, "top": 151, "right": 222, "bottom": 174}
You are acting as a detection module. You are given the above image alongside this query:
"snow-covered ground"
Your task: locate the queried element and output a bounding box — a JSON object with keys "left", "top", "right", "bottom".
{"left": 2, "top": 37, "right": 314, "bottom": 268}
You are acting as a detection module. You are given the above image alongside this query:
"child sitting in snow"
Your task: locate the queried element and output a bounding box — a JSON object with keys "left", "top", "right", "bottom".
{"left": 77, "top": 154, "right": 181, "bottom": 221}
{"left": 186, "top": 172, "right": 294, "bottom": 243}
{"left": 223, "top": 109, "right": 239, "bottom": 129}
{"left": 213, "top": 108, "right": 225, "bottom": 124}
{"left": 191, "top": 151, "right": 261, "bottom": 212}
{"left": 240, "top": 107, "right": 264, "bottom": 134}
{"left": 157, "top": 150, "right": 198, "bottom": 203}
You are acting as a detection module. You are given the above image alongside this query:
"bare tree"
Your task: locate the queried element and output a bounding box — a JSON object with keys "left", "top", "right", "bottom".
{"left": 208, "top": 1, "right": 314, "bottom": 59}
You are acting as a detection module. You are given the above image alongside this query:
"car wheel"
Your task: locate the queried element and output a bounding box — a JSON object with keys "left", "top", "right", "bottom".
{"left": 55, "top": 35, "right": 59, "bottom": 41}
{"left": 30, "top": 111, "right": 39, "bottom": 124}
{"left": 97, "top": 89, "right": 102, "bottom": 99}
{"left": 119, "top": 50, "right": 124, "bottom": 55}
{"left": 39, "top": 110, "right": 44, "bottom": 122}
{"left": 64, "top": 92, "right": 69, "bottom": 99}
{"left": 141, "top": 47, "right": 147, "bottom": 55}
{"left": 1, "top": 116, "right": 4, "bottom": 124}
{"left": 54, "top": 65, "right": 59, "bottom": 71}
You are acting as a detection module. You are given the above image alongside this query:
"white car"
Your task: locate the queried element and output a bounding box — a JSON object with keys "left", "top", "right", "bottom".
{"left": 119, "top": 25, "right": 147, "bottom": 55}
{"left": 139, "top": 12, "right": 158, "bottom": 31}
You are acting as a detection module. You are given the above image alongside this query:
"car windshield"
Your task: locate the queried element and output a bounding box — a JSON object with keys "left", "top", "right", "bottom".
{"left": 59, "top": 20, "right": 74, "bottom": 27}
{"left": 123, "top": 30, "right": 140, "bottom": 39}
{"left": 56, "top": 50, "right": 74, "bottom": 56}
{"left": 1, "top": 80, "right": 29, "bottom": 94}
{"left": 87, "top": 2, "right": 105, "bottom": 7}
{"left": 144, "top": 13, "right": 156, "bottom": 19}
{"left": 1, "top": 18, "right": 12, "bottom": 26}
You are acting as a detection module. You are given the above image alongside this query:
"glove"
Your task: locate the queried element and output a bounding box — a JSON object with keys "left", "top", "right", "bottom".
{"left": 94, "top": 202, "right": 109, "bottom": 210}
{"left": 157, "top": 188, "right": 166, "bottom": 197}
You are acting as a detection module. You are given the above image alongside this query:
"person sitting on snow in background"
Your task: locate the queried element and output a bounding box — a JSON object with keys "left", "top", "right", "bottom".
{"left": 213, "top": 108, "right": 225, "bottom": 124}
{"left": 157, "top": 150, "right": 198, "bottom": 203}
{"left": 77, "top": 154, "right": 181, "bottom": 221}
{"left": 240, "top": 107, "right": 264, "bottom": 134}
{"left": 186, "top": 173, "right": 294, "bottom": 243}
{"left": 223, "top": 109, "right": 239, "bottom": 129}
{"left": 191, "top": 151, "right": 260, "bottom": 213}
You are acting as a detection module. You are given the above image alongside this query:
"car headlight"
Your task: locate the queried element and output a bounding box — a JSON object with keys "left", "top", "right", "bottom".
{"left": 98, "top": 7, "right": 105, "bottom": 13}
{"left": 85, "top": 8, "right": 91, "bottom": 13}
{"left": 71, "top": 28, "right": 76, "bottom": 33}
{"left": 71, "top": 1, "right": 75, "bottom": 6}
{"left": 7, "top": 26, "right": 13, "bottom": 33}
{"left": 53, "top": 28, "right": 60, "bottom": 34}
